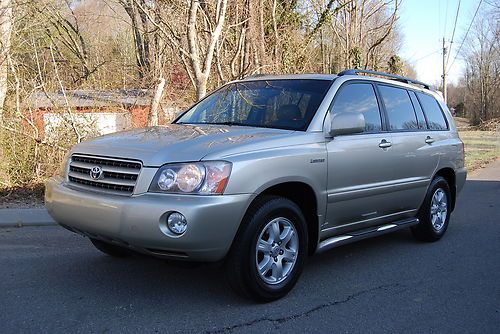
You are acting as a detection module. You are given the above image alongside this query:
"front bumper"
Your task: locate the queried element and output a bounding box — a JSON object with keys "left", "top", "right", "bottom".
{"left": 45, "top": 177, "right": 253, "bottom": 261}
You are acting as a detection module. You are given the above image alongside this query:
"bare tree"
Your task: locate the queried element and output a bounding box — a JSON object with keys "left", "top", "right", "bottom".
{"left": 462, "top": 9, "right": 499, "bottom": 124}
{"left": 0, "top": 0, "right": 12, "bottom": 124}
{"left": 305, "top": 0, "right": 401, "bottom": 73}
{"left": 186, "top": 0, "right": 228, "bottom": 99}
{"left": 126, "top": 0, "right": 228, "bottom": 100}
{"left": 119, "top": 0, "right": 152, "bottom": 80}
{"left": 148, "top": 76, "right": 165, "bottom": 126}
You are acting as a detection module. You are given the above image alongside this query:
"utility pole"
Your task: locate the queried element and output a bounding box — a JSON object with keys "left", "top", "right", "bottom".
{"left": 442, "top": 37, "right": 447, "bottom": 104}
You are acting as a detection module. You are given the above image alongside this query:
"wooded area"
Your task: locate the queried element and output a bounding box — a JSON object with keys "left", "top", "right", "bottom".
{"left": 0, "top": 0, "right": 498, "bottom": 187}
{"left": 447, "top": 4, "right": 499, "bottom": 126}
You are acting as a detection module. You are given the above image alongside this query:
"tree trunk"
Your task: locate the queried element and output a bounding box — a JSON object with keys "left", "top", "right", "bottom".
{"left": 187, "top": 0, "right": 227, "bottom": 100}
{"left": 0, "top": 0, "right": 12, "bottom": 125}
{"left": 195, "top": 76, "right": 207, "bottom": 101}
{"left": 121, "top": 0, "right": 150, "bottom": 80}
{"left": 148, "top": 77, "right": 166, "bottom": 126}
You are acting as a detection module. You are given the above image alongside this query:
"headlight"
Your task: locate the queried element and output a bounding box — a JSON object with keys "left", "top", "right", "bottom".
{"left": 149, "top": 161, "right": 232, "bottom": 195}
{"left": 177, "top": 164, "right": 205, "bottom": 192}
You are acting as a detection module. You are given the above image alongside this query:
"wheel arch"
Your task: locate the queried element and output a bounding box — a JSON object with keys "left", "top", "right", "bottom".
{"left": 241, "top": 181, "right": 320, "bottom": 256}
{"left": 433, "top": 167, "right": 457, "bottom": 211}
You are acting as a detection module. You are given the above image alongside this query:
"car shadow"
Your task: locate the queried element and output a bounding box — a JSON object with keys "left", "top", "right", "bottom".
{"left": 40, "top": 226, "right": 416, "bottom": 308}
{"left": 38, "top": 178, "right": 499, "bottom": 309}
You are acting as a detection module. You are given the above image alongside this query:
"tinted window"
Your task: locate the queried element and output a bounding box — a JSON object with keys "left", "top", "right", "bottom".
{"left": 331, "top": 83, "right": 382, "bottom": 132}
{"left": 416, "top": 92, "right": 448, "bottom": 130}
{"left": 409, "top": 91, "right": 428, "bottom": 129}
{"left": 378, "top": 85, "right": 418, "bottom": 130}
{"left": 177, "top": 80, "right": 331, "bottom": 131}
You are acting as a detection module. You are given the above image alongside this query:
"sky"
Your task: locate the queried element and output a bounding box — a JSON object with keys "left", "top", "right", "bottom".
{"left": 399, "top": 0, "right": 482, "bottom": 86}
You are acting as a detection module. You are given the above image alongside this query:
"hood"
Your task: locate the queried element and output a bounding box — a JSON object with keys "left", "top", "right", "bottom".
{"left": 71, "top": 124, "right": 294, "bottom": 166}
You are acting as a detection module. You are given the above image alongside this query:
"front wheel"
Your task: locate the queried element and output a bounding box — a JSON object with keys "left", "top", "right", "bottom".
{"left": 225, "top": 196, "right": 308, "bottom": 302}
{"left": 412, "top": 176, "right": 451, "bottom": 242}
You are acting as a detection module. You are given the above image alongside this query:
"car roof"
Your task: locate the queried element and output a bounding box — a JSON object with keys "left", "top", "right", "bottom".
{"left": 238, "top": 73, "right": 338, "bottom": 82}
{"left": 235, "top": 73, "right": 441, "bottom": 100}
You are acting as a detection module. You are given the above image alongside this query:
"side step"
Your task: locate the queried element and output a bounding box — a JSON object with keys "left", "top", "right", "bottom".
{"left": 316, "top": 218, "right": 419, "bottom": 254}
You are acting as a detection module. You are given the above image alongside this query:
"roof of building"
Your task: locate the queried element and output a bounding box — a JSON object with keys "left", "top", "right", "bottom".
{"left": 28, "top": 89, "right": 153, "bottom": 109}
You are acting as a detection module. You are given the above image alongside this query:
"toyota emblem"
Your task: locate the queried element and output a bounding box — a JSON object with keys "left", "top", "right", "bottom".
{"left": 89, "top": 166, "right": 103, "bottom": 180}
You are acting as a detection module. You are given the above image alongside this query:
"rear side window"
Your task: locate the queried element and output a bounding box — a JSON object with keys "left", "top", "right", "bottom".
{"left": 409, "top": 91, "right": 428, "bottom": 129}
{"left": 416, "top": 92, "right": 448, "bottom": 130}
{"left": 378, "top": 85, "right": 418, "bottom": 131}
{"left": 331, "top": 83, "right": 382, "bottom": 132}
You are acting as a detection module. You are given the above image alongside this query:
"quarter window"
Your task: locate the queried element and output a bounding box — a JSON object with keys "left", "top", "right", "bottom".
{"left": 331, "top": 83, "right": 382, "bottom": 132}
{"left": 378, "top": 85, "right": 418, "bottom": 131}
{"left": 416, "top": 92, "right": 448, "bottom": 130}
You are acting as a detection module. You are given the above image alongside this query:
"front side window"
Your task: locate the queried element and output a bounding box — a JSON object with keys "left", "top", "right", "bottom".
{"left": 176, "top": 80, "right": 332, "bottom": 131}
{"left": 330, "top": 83, "right": 382, "bottom": 132}
{"left": 416, "top": 92, "right": 448, "bottom": 130}
{"left": 378, "top": 85, "right": 418, "bottom": 131}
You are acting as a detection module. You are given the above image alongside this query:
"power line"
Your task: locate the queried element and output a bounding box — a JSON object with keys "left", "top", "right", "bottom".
{"left": 447, "top": 0, "right": 483, "bottom": 72}
{"left": 446, "top": 0, "right": 461, "bottom": 66}
{"left": 441, "top": 0, "right": 460, "bottom": 103}
{"left": 412, "top": 49, "right": 441, "bottom": 63}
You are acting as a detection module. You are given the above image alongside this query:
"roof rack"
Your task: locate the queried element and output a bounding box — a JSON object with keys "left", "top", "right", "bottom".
{"left": 244, "top": 73, "right": 269, "bottom": 79}
{"left": 337, "top": 69, "right": 432, "bottom": 90}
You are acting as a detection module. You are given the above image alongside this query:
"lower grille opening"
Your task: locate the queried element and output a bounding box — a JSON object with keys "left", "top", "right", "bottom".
{"left": 146, "top": 248, "right": 189, "bottom": 258}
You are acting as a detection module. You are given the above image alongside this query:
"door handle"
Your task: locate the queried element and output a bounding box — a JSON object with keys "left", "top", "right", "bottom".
{"left": 425, "top": 136, "right": 435, "bottom": 144}
{"left": 378, "top": 139, "right": 392, "bottom": 149}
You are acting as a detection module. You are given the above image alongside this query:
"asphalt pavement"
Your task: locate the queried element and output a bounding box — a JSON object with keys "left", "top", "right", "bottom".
{"left": 1, "top": 161, "right": 499, "bottom": 333}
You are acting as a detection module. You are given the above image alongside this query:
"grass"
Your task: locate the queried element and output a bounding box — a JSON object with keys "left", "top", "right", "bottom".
{"left": 459, "top": 130, "right": 500, "bottom": 171}
{"left": 454, "top": 117, "right": 471, "bottom": 129}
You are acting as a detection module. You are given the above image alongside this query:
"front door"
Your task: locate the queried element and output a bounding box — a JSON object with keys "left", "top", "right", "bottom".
{"left": 323, "top": 82, "right": 398, "bottom": 236}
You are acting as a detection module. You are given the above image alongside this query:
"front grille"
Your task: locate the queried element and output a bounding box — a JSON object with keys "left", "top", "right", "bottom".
{"left": 67, "top": 154, "right": 142, "bottom": 195}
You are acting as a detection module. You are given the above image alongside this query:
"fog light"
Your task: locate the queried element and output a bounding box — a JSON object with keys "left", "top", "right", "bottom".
{"left": 167, "top": 212, "right": 187, "bottom": 235}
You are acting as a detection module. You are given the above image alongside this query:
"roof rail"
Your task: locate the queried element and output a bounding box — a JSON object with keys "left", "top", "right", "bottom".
{"left": 338, "top": 69, "right": 432, "bottom": 90}
{"left": 244, "top": 73, "right": 269, "bottom": 79}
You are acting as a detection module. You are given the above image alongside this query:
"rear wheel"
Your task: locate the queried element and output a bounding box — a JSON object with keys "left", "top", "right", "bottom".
{"left": 412, "top": 176, "right": 451, "bottom": 242}
{"left": 90, "top": 238, "right": 131, "bottom": 257}
{"left": 225, "top": 196, "right": 308, "bottom": 302}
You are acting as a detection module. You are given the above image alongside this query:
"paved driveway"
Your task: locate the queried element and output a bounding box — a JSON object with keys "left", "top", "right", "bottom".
{"left": 1, "top": 161, "right": 499, "bottom": 333}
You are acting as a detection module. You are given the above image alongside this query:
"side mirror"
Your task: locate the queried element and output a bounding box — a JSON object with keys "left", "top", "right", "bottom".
{"left": 329, "top": 112, "right": 365, "bottom": 136}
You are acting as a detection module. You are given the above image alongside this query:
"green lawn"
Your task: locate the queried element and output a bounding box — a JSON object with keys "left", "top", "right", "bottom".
{"left": 459, "top": 130, "right": 500, "bottom": 171}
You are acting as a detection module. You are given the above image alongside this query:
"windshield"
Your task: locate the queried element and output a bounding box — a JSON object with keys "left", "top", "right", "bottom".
{"left": 176, "top": 79, "right": 332, "bottom": 131}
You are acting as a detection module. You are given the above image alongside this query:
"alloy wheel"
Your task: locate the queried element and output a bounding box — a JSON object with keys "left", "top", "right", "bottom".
{"left": 255, "top": 217, "right": 299, "bottom": 285}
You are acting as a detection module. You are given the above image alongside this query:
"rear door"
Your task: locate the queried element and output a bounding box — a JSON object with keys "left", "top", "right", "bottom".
{"left": 375, "top": 84, "right": 439, "bottom": 215}
{"left": 415, "top": 90, "right": 453, "bottom": 175}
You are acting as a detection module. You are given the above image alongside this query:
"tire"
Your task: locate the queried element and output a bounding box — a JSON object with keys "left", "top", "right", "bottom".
{"left": 224, "top": 196, "right": 308, "bottom": 302}
{"left": 90, "top": 238, "right": 131, "bottom": 258}
{"left": 412, "top": 176, "right": 452, "bottom": 242}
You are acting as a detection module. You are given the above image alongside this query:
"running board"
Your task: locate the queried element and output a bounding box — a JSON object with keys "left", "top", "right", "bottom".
{"left": 316, "top": 218, "right": 419, "bottom": 254}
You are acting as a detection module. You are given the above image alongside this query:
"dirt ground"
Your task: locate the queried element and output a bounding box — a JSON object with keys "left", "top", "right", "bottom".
{"left": 0, "top": 183, "right": 45, "bottom": 209}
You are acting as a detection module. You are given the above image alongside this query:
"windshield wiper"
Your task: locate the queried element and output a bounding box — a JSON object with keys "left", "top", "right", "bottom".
{"left": 176, "top": 121, "right": 287, "bottom": 130}
{"left": 208, "top": 121, "right": 245, "bottom": 126}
